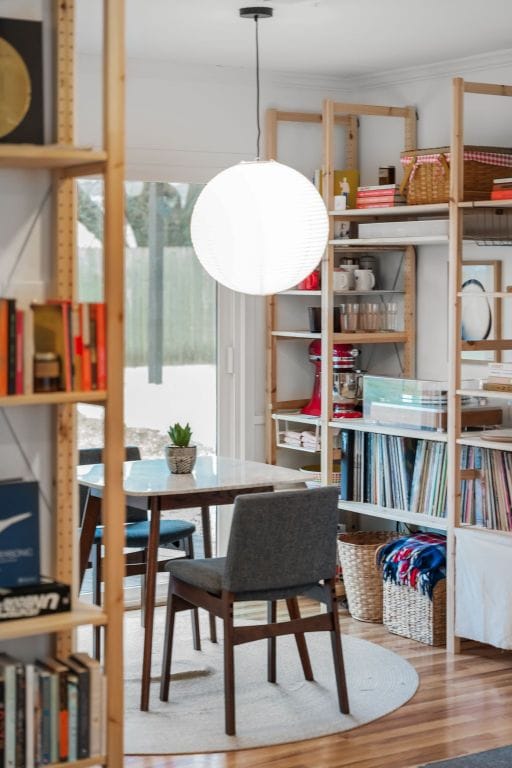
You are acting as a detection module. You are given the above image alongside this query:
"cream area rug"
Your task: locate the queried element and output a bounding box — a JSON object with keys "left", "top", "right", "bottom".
{"left": 113, "top": 606, "right": 419, "bottom": 754}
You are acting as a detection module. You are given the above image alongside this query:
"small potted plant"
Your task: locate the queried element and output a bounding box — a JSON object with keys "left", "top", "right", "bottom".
{"left": 165, "top": 422, "right": 197, "bottom": 474}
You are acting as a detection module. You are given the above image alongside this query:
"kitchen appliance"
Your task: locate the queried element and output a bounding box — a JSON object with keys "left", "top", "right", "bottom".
{"left": 301, "top": 340, "right": 363, "bottom": 417}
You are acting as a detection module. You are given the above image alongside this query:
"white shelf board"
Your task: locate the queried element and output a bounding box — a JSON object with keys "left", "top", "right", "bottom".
{"left": 457, "top": 388, "right": 512, "bottom": 400}
{"left": 338, "top": 500, "right": 448, "bottom": 530}
{"left": 276, "top": 443, "right": 320, "bottom": 454}
{"left": 271, "top": 331, "right": 321, "bottom": 339}
{"left": 457, "top": 292, "right": 512, "bottom": 298}
{"left": 272, "top": 411, "right": 321, "bottom": 425}
{"left": 327, "top": 419, "right": 448, "bottom": 441}
{"left": 279, "top": 289, "right": 404, "bottom": 296}
{"left": 458, "top": 524, "right": 512, "bottom": 537}
{"left": 330, "top": 235, "right": 448, "bottom": 246}
{"left": 460, "top": 199, "right": 512, "bottom": 209}
{"left": 457, "top": 433, "right": 512, "bottom": 452}
{"left": 329, "top": 203, "right": 449, "bottom": 217}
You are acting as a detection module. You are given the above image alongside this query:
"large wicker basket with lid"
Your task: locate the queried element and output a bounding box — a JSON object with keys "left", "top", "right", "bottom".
{"left": 399, "top": 145, "right": 512, "bottom": 204}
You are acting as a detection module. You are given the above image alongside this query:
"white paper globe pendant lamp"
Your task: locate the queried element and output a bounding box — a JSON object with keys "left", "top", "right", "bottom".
{"left": 190, "top": 7, "right": 328, "bottom": 296}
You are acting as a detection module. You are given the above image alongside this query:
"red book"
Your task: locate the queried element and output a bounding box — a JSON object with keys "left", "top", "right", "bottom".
{"left": 490, "top": 189, "right": 512, "bottom": 200}
{"left": 356, "top": 189, "right": 400, "bottom": 198}
{"left": 0, "top": 299, "right": 8, "bottom": 396}
{"left": 356, "top": 201, "right": 403, "bottom": 209}
{"left": 80, "top": 303, "right": 92, "bottom": 391}
{"left": 94, "top": 302, "right": 107, "bottom": 390}
{"left": 15, "top": 309, "right": 24, "bottom": 394}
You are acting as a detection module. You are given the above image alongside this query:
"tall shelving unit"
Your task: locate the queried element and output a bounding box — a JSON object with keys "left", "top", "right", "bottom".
{"left": 447, "top": 77, "right": 512, "bottom": 654}
{"left": 0, "top": 1, "right": 125, "bottom": 765}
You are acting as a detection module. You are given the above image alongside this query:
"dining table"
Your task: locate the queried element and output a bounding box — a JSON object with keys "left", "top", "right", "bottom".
{"left": 77, "top": 454, "right": 308, "bottom": 710}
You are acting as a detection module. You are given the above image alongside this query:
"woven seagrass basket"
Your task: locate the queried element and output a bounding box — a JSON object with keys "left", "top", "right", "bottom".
{"left": 399, "top": 145, "right": 512, "bottom": 205}
{"left": 337, "top": 532, "right": 399, "bottom": 623}
{"left": 382, "top": 579, "right": 446, "bottom": 646}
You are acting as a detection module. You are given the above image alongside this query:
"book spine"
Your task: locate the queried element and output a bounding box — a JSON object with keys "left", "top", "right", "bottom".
{"left": 14, "top": 664, "right": 25, "bottom": 768}
{"left": 39, "top": 673, "right": 51, "bottom": 765}
{"left": 0, "top": 300, "right": 8, "bottom": 396}
{"left": 67, "top": 676, "right": 78, "bottom": 763}
{"left": 356, "top": 201, "right": 404, "bottom": 208}
{"left": 95, "top": 302, "right": 107, "bottom": 391}
{"left": 72, "top": 303, "right": 83, "bottom": 391}
{"left": 490, "top": 189, "right": 512, "bottom": 199}
{"left": 89, "top": 305, "right": 98, "bottom": 391}
{"left": 77, "top": 672, "right": 89, "bottom": 758}
{"left": 24, "top": 665, "right": 34, "bottom": 768}
{"left": 6, "top": 300, "right": 16, "bottom": 396}
{"left": 4, "top": 665, "right": 15, "bottom": 768}
{"left": 58, "top": 671, "right": 68, "bottom": 762}
{"left": 88, "top": 666, "right": 101, "bottom": 756}
{"left": 14, "top": 311, "right": 23, "bottom": 395}
{"left": 49, "top": 672, "right": 58, "bottom": 764}
{"left": 0, "top": 675, "right": 4, "bottom": 768}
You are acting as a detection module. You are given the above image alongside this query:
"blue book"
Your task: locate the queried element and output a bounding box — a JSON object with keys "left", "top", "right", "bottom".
{"left": 0, "top": 481, "right": 40, "bottom": 586}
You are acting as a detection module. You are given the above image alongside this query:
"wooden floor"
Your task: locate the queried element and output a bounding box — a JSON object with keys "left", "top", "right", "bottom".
{"left": 125, "top": 601, "right": 512, "bottom": 768}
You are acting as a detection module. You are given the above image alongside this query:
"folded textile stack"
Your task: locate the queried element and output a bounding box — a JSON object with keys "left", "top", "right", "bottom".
{"left": 282, "top": 430, "right": 302, "bottom": 447}
{"left": 301, "top": 430, "right": 320, "bottom": 450}
{"left": 376, "top": 532, "right": 446, "bottom": 599}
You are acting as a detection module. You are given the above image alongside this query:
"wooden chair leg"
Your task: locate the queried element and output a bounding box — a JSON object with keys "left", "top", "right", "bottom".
{"left": 286, "top": 597, "right": 314, "bottom": 681}
{"left": 326, "top": 579, "right": 349, "bottom": 714}
{"left": 267, "top": 601, "right": 277, "bottom": 683}
{"left": 140, "top": 548, "right": 147, "bottom": 628}
{"left": 159, "top": 580, "right": 177, "bottom": 702}
{"left": 184, "top": 535, "right": 201, "bottom": 651}
{"left": 222, "top": 591, "right": 236, "bottom": 736}
{"left": 92, "top": 543, "right": 102, "bottom": 661}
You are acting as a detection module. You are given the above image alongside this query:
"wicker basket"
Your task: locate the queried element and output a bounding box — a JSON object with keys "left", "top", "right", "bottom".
{"left": 382, "top": 579, "right": 446, "bottom": 646}
{"left": 337, "top": 532, "right": 399, "bottom": 623}
{"left": 399, "top": 145, "right": 512, "bottom": 204}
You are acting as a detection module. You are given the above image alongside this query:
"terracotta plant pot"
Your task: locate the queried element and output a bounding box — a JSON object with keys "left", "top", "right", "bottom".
{"left": 165, "top": 444, "right": 197, "bottom": 474}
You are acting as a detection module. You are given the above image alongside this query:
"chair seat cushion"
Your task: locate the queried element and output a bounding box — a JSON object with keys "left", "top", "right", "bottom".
{"left": 94, "top": 518, "right": 195, "bottom": 548}
{"left": 166, "top": 557, "right": 226, "bottom": 595}
{"left": 166, "top": 557, "right": 320, "bottom": 601}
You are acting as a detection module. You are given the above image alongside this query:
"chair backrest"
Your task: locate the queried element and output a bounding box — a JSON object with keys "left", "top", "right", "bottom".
{"left": 223, "top": 486, "right": 339, "bottom": 594}
{"left": 78, "top": 446, "right": 142, "bottom": 523}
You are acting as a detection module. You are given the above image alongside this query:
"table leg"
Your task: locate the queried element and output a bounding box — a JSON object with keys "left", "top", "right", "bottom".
{"left": 201, "top": 505, "right": 217, "bottom": 643}
{"left": 140, "top": 495, "right": 161, "bottom": 711}
{"left": 79, "top": 494, "right": 101, "bottom": 588}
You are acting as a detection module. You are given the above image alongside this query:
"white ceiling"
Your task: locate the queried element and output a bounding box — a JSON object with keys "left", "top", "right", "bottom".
{"left": 77, "top": 0, "right": 512, "bottom": 79}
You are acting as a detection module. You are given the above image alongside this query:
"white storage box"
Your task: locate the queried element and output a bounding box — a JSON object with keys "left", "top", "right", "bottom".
{"left": 358, "top": 219, "right": 448, "bottom": 239}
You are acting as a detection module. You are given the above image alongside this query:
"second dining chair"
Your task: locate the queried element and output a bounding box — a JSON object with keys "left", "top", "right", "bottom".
{"left": 159, "top": 485, "right": 349, "bottom": 735}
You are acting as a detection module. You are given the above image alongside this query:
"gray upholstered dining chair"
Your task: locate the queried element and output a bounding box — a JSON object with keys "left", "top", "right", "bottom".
{"left": 159, "top": 485, "right": 349, "bottom": 735}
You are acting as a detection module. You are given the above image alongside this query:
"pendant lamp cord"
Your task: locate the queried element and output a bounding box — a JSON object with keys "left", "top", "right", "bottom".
{"left": 254, "top": 13, "right": 261, "bottom": 159}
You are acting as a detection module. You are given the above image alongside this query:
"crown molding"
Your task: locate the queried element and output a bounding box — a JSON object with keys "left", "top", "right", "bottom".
{"left": 345, "top": 48, "right": 512, "bottom": 90}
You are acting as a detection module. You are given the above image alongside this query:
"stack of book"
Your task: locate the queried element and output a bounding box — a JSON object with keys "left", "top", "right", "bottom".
{"left": 355, "top": 184, "right": 406, "bottom": 209}
{"left": 0, "top": 299, "right": 107, "bottom": 396}
{"left": 0, "top": 651, "right": 106, "bottom": 766}
{"left": 482, "top": 362, "right": 512, "bottom": 392}
{"left": 490, "top": 177, "right": 512, "bottom": 201}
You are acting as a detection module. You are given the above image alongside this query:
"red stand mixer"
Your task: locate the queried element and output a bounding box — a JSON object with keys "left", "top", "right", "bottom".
{"left": 301, "top": 340, "right": 363, "bottom": 418}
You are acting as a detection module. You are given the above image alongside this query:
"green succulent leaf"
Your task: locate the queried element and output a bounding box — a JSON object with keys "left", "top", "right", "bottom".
{"left": 167, "top": 422, "right": 193, "bottom": 447}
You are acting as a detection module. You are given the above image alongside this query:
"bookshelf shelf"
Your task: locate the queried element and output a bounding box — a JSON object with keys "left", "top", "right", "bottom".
{"left": 459, "top": 199, "right": 512, "bottom": 209}
{"left": 0, "top": 603, "right": 107, "bottom": 641}
{"left": 459, "top": 525, "right": 512, "bottom": 538}
{"left": 330, "top": 235, "right": 447, "bottom": 246}
{"left": 330, "top": 203, "right": 449, "bottom": 218}
{"left": 457, "top": 388, "right": 512, "bottom": 400}
{"left": 275, "top": 443, "right": 319, "bottom": 453}
{"left": 457, "top": 433, "right": 512, "bottom": 453}
{"left": 328, "top": 419, "right": 448, "bottom": 441}
{"left": 272, "top": 330, "right": 408, "bottom": 343}
{"left": 338, "top": 500, "right": 448, "bottom": 530}
{"left": 0, "top": 391, "right": 107, "bottom": 408}
{"left": 0, "top": 144, "right": 107, "bottom": 173}
{"left": 280, "top": 289, "right": 405, "bottom": 296}
{"left": 51, "top": 756, "right": 107, "bottom": 768}
{"left": 272, "top": 412, "right": 321, "bottom": 425}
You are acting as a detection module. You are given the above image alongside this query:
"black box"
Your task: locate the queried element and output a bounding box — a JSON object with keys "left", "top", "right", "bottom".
{"left": 0, "top": 578, "right": 71, "bottom": 620}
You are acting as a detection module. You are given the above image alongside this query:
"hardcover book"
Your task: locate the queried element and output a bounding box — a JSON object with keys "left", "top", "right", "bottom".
{"left": 0, "top": 480, "right": 40, "bottom": 587}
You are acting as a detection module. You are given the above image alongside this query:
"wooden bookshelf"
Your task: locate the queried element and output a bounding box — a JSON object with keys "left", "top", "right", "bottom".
{"left": 0, "top": 144, "right": 107, "bottom": 173}
{"left": 51, "top": 757, "right": 107, "bottom": 768}
{"left": 338, "top": 500, "right": 448, "bottom": 531}
{"left": 0, "top": 391, "right": 107, "bottom": 407}
{"left": 0, "top": 603, "right": 107, "bottom": 642}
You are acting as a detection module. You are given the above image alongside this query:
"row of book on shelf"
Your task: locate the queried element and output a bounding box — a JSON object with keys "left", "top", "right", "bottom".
{"left": 0, "top": 299, "right": 106, "bottom": 396}
{"left": 461, "top": 445, "right": 512, "bottom": 531}
{"left": 355, "top": 184, "right": 405, "bottom": 209}
{"left": 339, "top": 431, "right": 448, "bottom": 517}
{"left": 0, "top": 651, "right": 105, "bottom": 767}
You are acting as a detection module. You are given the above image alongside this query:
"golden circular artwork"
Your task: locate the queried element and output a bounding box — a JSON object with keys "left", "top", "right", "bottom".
{"left": 0, "top": 37, "right": 32, "bottom": 139}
